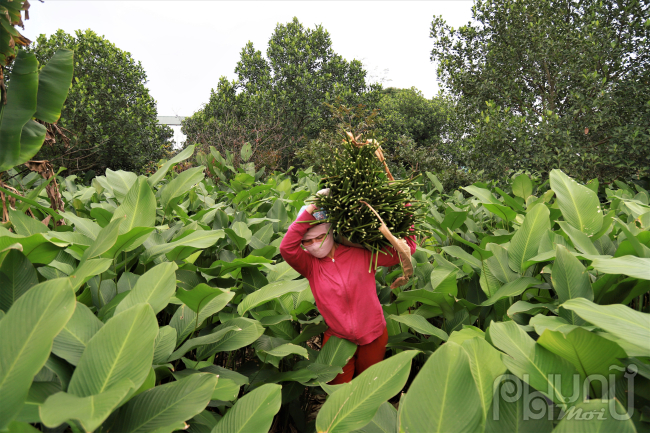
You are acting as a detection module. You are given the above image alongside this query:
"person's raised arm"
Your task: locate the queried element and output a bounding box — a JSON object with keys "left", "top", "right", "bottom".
{"left": 279, "top": 204, "right": 317, "bottom": 277}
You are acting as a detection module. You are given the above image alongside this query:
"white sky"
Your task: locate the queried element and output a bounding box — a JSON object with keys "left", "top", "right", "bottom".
{"left": 24, "top": 1, "right": 474, "bottom": 144}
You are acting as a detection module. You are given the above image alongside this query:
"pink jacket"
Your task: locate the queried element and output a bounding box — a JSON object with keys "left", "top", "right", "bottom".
{"left": 280, "top": 209, "right": 416, "bottom": 345}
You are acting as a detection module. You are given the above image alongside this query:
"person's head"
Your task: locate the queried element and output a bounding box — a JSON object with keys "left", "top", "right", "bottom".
{"left": 302, "top": 223, "right": 334, "bottom": 258}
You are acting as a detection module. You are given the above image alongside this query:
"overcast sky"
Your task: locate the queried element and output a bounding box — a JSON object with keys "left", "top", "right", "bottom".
{"left": 24, "top": 1, "right": 474, "bottom": 144}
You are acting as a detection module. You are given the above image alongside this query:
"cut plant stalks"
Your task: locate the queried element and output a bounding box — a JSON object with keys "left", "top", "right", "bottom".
{"left": 312, "top": 137, "right": 425, "bottom": 278}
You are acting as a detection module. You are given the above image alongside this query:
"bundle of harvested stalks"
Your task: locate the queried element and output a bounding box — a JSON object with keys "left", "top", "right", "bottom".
{"left": 310, "top": 138, "right": 426, "bottom": 271}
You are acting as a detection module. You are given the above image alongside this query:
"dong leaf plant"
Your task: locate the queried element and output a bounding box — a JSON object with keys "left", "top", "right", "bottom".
{"left": 0, "top": 144, "right": 648, "bottom": 432}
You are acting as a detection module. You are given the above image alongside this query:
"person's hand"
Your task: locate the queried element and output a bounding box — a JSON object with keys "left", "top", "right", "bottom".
{"left": 316, "top": 188, "right": 330, "bottom": 197}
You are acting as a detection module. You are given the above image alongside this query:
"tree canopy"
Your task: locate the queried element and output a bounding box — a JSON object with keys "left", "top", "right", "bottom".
{"left": 431, "top": 0, "right": 650, "bottom": 183}
{"left": 182, "top": 17, "right": 381, "bottom": 170}
{"left": 29, "top": 29, "right": 173, "bottom": 174}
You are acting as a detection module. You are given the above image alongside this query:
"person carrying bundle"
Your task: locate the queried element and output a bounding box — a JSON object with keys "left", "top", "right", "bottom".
{"left": 279, "top": 189, "right": 416, "bottom": 384}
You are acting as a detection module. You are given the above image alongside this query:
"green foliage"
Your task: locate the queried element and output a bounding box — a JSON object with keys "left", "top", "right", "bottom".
{"left": 183, "top": 17, "right": 381, "bottom": 170}
{"left": 0, "top": 0, "right": 31, "bottom": 73}
{"left": 0, "top": 49, "right": 74, "bottom": 172}
{"left": 431, "top": 0, "right": 650, "bottom": 183}
{"left": 28, "top": 29, "right": 173, "bottom": 174}
{"left": 0, "top": 146, "right": 649, "bottom": 431}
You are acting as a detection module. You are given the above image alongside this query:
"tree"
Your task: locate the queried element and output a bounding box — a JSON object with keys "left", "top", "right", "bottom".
{"left": 183, "top": 17, "right": 381, "bottom": 170}
{"left": 28, "top": 29, "right": 173, "bottom": 174}
{"left": 431, "top": 0, "right": 650, "bottom": 183}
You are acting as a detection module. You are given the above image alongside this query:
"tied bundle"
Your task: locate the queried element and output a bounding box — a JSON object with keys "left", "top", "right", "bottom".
{"left": 311, "top": 136, "right": 426, "bottom": 285}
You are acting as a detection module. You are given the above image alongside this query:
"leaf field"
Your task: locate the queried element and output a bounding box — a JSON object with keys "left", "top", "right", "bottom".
{"left": 0, "top": 144, "right": 649, "bottom": 432}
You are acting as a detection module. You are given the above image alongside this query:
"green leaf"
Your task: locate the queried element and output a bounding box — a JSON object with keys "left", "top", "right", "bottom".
{"left": 508, "top": 203, "right": 550, "bottom": 273}
{"left": 591, "top": 255, "right": 650, "bottom": 280}
{"left": 461, "top": 337, "right": 506, "bottom": 430}
{"left": 80, "top": 217, "right": 122, "bottom": 263}
{"left": 483, "top": 203, "right": 517, "bottom": 222}
{"left": 550, "top": 169, "right": 602, "bottom": 235}
{"left": 489, "top": 321, "right": 581, "bottom": 406}
{"left": 39, "top": 379, "right": 134, "bottom": 431}
{"left": 558, "top": 221, "right": 599, "bottom": 255}
{"left": 484, "top": 375, "right": 553, "bottom": 433}
{"left": 481, "top": 277, "right": 539, "bottom": 306}
{"left": 115, "top": 262, "right": 178, "bottom": 316}
{"left": 52, "top": 302, "right": 103, "bottom": 366}
{"left": 317, "top": 336, "right": 358, "bottom": 369}
{"left": 161, "top": 166, "right": 205, "bottom": 211}
{"left": 237, "top": 279, "right": 309, "bottom": 315}
{"left": 111, "top": 176, "right": 157, "bottom": 234}
{"left": 168, "top": 326, "right": 241, "bottom": 362}
{"left": 152, "top": 326, "right": 177, "bottom": 365}
{"left": 0, "top": 249, "right": 38, "bottom": 312}
{"left": 316, "top": 351, "right": 418, "bottom": 433}
{"left": 440, "top": 211, "right": 468, "bottom": 231}
{"left": 0, "top": 231, "right": 62, "bottom": 264}
{"left": 69, "top": 258, "right": 113, "bottom": 291}
{"left": 113, "top": 373, "right": 218, "bottom": 432}
{"left": 67, "top": 303, "right": 158, "bottom": 397}
{"left": 61, "top": 211, "right": 101, "bottom": 239}
{"left": 196, "top": 318, "right": 264, "bottom": 360}
{"left": 0, "top": 278, "right": 75, "bottom": 429}
{"left": 351, "top": 402, "right": 397, "bottom": 433}
{"left": 560, "top": 298, "right": 650, "bottom": 357}
{"left": 552, "top": 245, "right": 593, "bottom": 324}
{"left": 34, "top": 49, "right": 74, "bottom": 123}
{"left": 105, "top": 169, "right": 138, "bottom": 203}
{"left": 512, "top": 174, "right": 533, "bottom": 199}
{"left": 552, "top": 399, "right": 636, "bottom": 433}
{"left": 0, "top": 51, "right": 38, "bottom": 172}
{"left": 398, "top": 342, "right": 482, "bottom": 433}
{"left": 388, "top": 314, "right": 448, "bottom": 340}
{"left": 8, "top": 209, "right": 48, "bottom": 236}
{"left": 211, "top": 383, "right": 281, "bottom": 433}
{"left": 263, "top": 343, "right": 309, "bottom": 360}
{"left": 103, "top": 227, "right": 155, "bottom": 259}
{"left": 176, "top": 284, "right": 226, "bottom": 314}
{"left": 148, "top": 145, "right": 195, "bottom": 187}
{"left": 486, "top": 243, "right": 518, "bottom": 284}
{"left": 142, "top": 230, "right": 225, "bottom": 263}
{"left": 537, "top": 328, "right": 626, "bottom": 396}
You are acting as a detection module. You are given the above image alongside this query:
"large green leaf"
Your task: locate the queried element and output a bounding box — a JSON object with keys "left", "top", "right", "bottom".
{"left": 537, "top": 328, "right": 626, "bottom": 396}
{"left": 480, "top": 277, "right": 539, "bottom": 306}
{"left": 552, "top": 399, "right": 636, "bottom": 433}
{"left": 0, "top": 249, "right": 38, "bottom": 312}
{"left": 148, "top": 145, "right": 195, "bottom": 187}
{"left": 486, "top": 243, "right": 518, "bottom": 284}
{"left": 142, "top": 229, "right": 225, "bottom": 263}
{"left": 316, "top": 351, "right": 418, "bottom": 433}
{"left": 39, "top": 379, "right": 134, "bottom": 431}
{"left": 34, "top": 49, "right": 74, "bottom": 123}
{"left": 552, "top": 245, "right": 593, "bottom": 324}
{"left": 8, "top": 209, "right": 48, "bottom": 236}
{"left": 317, "top": 336, "right": 358, "bottom": 369}
{"left": 103, "top": 227, "right": 155, "bottom": 259}
{"left": 176, "top": 284, "right": 227, "bottom": 314}
{"left": 161, "top": 166, "right": 205, "bottom": 211}
{"left": 388, "top": 314, "right": 448, "bottom": 340}
{"left": 461, "top": 338, "right": 506, "bottom": 431}
{"left": 0, "top": 278, "right": 75, "bottom": 429}
{"left": 80, "top": 217, "right": 122, "bottom": 262}
{"left": 115, "top": 262, "right": 178, "bottom": 316}
{"left": 351, "top": 402, "right": 397, "bottom": 433}
{"left": 111, "top": 176, "right": 157, "bottom": 234}
{"left": 67, "top": 303, "right": 158, "bottom": 397}
{"left": 237, "top": 279, "right": 309, "bottom": 315}
{"left": 168, "top": 326, "right": 241, "bottom": 362}
{"left": 0, "top": 51, "right": 38, "bottom": 172}
{"left": 52, "top": 302, "right": 103, "bottom": 366}
{"left": 152, "top": 326, "right": 177, "bottom": 365}
{"left": 489, "top": 321, "right": 582, "bottom": 407}
{"left": 196, "top": 318, "right": 264, "bottom": 360}
{"left": 550, "top": 169, "right": 602, "bottom": 235}
{"left": 591, "top": 256, "right": 650, "bottom": 280}
{"left": 561, "top": 298, "right": 650, "bottom": 357}
{"left": 508, "top": 203, "right": 550, "bottom": 273}
{"left": 211, "top": 383, "right": 281, "bottom": 433}
{"left": 484, "top": 375, "right": 553, "bottom": 433}
{"left": 113, "top": 373, "right": 217, "bottom": 432}
{"left": 105, "top": 169, "right": 138, "bottom": 203}
{"left": 512, "top": 174, "right": 533, "bottom": 199}
{"left": 0, "top": 230, "right": 63, "bottom": 264}
{"left": 398, "top": 342, "right": 482, "bottom": 433}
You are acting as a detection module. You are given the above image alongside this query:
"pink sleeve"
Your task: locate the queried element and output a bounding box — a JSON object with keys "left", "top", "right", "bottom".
{"left": 279, "top": 210, "right": 316, "bottom": 277}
